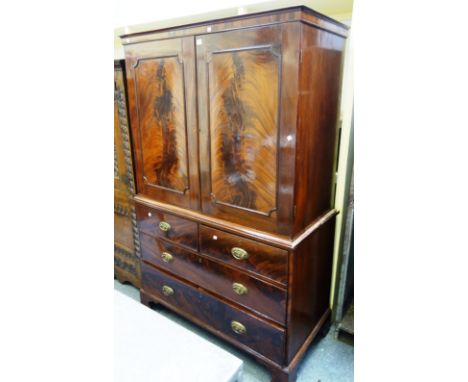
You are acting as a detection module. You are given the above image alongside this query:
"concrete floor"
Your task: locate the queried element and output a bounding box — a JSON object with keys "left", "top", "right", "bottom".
{"left": 115, "top": 280, "right": 354, "bottom": 382}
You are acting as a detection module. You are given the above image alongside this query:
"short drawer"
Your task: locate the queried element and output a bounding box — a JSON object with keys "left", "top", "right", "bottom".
{"left": 200, "top": 226, "right": 288, "bottom": 285}
{"left": 136, "top": 203, "right": 198, "bottom": 250}
{"left": 140, "top": 233, "right": 286, "bottom": 325}
{"left": 141, "top": 263, "right": 286, "bottom": 364}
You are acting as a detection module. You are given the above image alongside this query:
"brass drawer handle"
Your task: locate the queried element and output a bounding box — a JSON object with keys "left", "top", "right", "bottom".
{"left": 232, "top": 282, "right": 248, "bottom": 296}
{"left": 162, "top": 285, "right": 174, "bottom": 296}
{"left": 159, "top": 221, "right": 171, "bottom": 232}
{"left": 231, "top": 247, "right": 248, "bottom": 260}
{"left": 161, "top": 252, "right": 173, "bottom": 263}
{"left": 231, "top": 321, "right": 246, "bottom": 335}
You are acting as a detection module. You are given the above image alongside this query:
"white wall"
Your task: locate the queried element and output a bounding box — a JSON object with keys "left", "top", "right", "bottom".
{"left": 330, "top": 27, "right": 354, "bottom": 307}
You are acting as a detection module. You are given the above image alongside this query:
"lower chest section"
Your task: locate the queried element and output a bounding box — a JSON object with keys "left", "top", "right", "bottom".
{"left": 137, "top": 201, "right": 290, "bottom": 365}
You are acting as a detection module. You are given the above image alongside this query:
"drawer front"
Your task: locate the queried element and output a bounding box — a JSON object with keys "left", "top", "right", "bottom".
{"left": 141, "top": 233, "right": 286, "bottom": 325}
{"left": 141, "top": 263, "right": 285, "bottom": 364}
{"left": 136, "top": 203, "right": 198, "bottom": 250}
{"left": 200, "top": 225, "right": 288, "bottom": 285}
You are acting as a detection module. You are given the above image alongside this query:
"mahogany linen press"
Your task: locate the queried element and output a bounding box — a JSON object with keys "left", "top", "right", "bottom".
{"left": 120, "top": 5, "right": 348, "bottom": 381}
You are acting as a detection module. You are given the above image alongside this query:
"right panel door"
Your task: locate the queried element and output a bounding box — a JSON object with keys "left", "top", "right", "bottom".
{"left": 197, "top": 24, "right": 300, "bottom": 235}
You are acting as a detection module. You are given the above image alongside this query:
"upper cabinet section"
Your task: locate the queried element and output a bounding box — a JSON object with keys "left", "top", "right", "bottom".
{"left": 122, "top": 6, "right": 348, "bottom": 236}
{"left": 124, "top": 38, "right": 200, "bottom": 210}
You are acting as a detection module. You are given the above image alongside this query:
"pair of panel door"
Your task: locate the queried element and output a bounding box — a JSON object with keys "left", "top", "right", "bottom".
{"left": 126, "top": 24, "right": 299, "bottom": 234}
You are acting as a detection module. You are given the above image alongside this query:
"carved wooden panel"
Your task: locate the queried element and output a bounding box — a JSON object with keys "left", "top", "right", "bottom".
{"left": 208, "top": 47, "right": 280, "bottom": 216}
{"left": 114, "top": 143, "right": 119, "bottom": 179}
{"left": 114, "top": 60, "right": 141, "bottom": 288}
{"left": 134, "top": 56, "right": 189, "bottom": 194}
{"left": 115, "top": 245, "right": 140, "bottom": 288}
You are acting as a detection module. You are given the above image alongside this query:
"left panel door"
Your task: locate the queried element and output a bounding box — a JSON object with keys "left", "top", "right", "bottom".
{"left": 125, "top": 38, "right": 199, "bottom": 210}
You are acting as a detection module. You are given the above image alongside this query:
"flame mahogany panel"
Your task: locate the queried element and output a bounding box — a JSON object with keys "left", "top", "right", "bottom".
{"left": 124, "top": 38, "right": 200, "bottom": 210}
{"left": 208, "top": 47, "right": 279, "bottom": 215}
{"left": 197, "top": 24, "right": 300, "bottom": 235}
{"left": 135, "top": 56, "right": 188, "bottom": 193}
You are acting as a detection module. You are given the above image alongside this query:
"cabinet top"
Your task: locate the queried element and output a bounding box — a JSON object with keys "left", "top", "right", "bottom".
{"left": 117, "top": 3, "right": 349, "bottom": 45}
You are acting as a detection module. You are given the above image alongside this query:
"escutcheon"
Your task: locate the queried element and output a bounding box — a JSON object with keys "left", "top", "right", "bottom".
{"left": 232, "top": 282, "right": 248, "bottom": 295}
{"left": 231, "top": 321, "right": 246, "bottom": 335}
{"left": 161, "top": 252, "right": 173, "bottom": 263}
{"left": 231, "top": 247, "right": 249, "bottom": 260}
{"left": 162, "top": 285, "right": 174, "bottom": 296}
{"left": 159, "top": 221, "right": 171, "bottom": 232}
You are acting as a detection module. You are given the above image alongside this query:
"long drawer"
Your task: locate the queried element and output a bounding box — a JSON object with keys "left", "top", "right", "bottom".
{"left": 141, "top": 233, "right": 286, "bottom": 325}
{"left": 141, "top": 263, "right": 286, "bottom": 364}
{"left": 200, "top": 225, "right": 288, "bottom": 285}
{"left": 136, "top": 203, "right": 198, "bottom": 250}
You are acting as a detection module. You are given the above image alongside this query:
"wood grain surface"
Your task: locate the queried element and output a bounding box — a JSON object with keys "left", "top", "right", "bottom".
{"left": 136, "top": 203, "right": 198, "bottom": 251}
{"left": 199, "top": 225, "right": 288, "bottom": 285}
{"left": 141, "top": 233, "right": 286, "bottom": 324}
{"left": 141, "top": 263, "right": 286, "bottom": 364}
{"left": 287, "top": 216, "right": 336, "bottom": 362}
{"left": 209, "top": 47, "right": 279, "bottom": 215}
{"left": 124, "top": 38, "right": 200, "bottom": 209}
{"left": 293, "top": 24, "right": 345, "bottom": 233}
{"left": 197, "top": 24, "right": 300, "bottom": 235}
{"left": 135, "top": 56, "right": 188, "bottom": 193}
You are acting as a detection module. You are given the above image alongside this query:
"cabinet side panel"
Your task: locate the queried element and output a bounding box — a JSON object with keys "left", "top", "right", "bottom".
{"left": 287, "top": 217, "right": 335, "bottom": 362}
{"left": 293, "top": 25, "right": 346, "bottom": 233}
